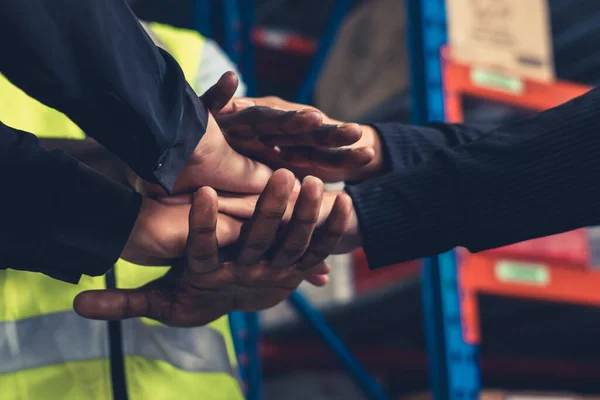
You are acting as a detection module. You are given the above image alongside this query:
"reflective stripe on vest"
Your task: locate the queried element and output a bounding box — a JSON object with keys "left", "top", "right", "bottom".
{"left": 0, "top": 310, "right": 232, "bottom": 375}
{"left": 0, "top": 21, "right": 243, "bottom": 400}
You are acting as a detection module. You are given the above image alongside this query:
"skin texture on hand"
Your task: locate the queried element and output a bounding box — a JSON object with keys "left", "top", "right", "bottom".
{"left": 74, "top": 170, "right": 353, "bottom": 327}
{"left": 217, "top": 188, "right": 362, "bottom": 255}
{"left": 120, "top": 197, "right": 243, "bottom": 266}
{"left": 217, "top": 96, "right": 385, "bottom": 182}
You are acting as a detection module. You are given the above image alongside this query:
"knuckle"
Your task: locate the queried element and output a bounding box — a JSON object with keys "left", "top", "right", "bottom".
{"left": 190, "top": 226, "right": 216, "bottom": 235}
{"left": 294, "top": 216, "right": 319, "bottom": 225}
{"left": 258, "top": 209, "right": 286, "bottom": 221}
{"left": 189, "top": 251, "right": 218, "bottom": 262}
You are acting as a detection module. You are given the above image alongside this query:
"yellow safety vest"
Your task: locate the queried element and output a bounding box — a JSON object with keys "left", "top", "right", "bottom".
{"left": 0, "top": 22, "right": 243, "bottom": 400}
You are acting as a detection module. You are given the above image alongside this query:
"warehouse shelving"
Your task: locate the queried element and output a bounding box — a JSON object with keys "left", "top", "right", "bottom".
{"left": 410, "top": 1, "right": 600, "bottom": 400}
{"left": 191, "top": 1, "right": 600, "bottom": 400}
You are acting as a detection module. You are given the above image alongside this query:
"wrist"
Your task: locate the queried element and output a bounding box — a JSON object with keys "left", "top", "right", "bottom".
{"left": 121, "top": 197, "right": 188, "bottom": 265}
{"left": 333, "top": 192, "right": 362, "bottom": 254}
{"left": 348, "top": 125, "right": 384, "bottom": 181}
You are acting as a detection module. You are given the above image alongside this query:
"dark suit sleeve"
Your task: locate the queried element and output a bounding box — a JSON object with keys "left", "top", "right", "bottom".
{"left": 347, "top": 87, "right": 600, "bottom": 269}
{"left": 0, "top": 121, "right": 141, "bottom": 283}
{"left": 0, "top": 0, "right": 207, "bottom": 193}
{"left": 369, "top": 122, "right": 484, "bottom": 172}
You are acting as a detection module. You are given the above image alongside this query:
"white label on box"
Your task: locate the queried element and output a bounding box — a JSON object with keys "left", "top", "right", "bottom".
{"left": 446, "top": 0, "right": 555, "bottom": 82}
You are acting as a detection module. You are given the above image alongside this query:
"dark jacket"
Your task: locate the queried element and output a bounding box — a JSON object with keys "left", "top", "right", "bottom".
{"left": 0, "top": 0, "right": 208, "bottom": 283}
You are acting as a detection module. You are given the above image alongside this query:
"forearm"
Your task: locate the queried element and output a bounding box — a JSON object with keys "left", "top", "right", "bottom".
{"left": 40, "top": 138, "right": 132, "bottom": 186}
{"left": 0, "top": 0, "right": 207, "bottom": 193}
{"left": 0, "top": 122, "right": 141, "bottom": 283}
{"left": 347, "top": 87, "right": 600, "bottom": 268}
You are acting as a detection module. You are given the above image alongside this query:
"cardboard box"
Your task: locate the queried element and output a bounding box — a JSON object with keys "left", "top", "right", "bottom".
{"left": 446, "top": 0, "right": 555, "bottom": 82}
{"left": 315, "top": 0, "right": 409, "bottom": 121}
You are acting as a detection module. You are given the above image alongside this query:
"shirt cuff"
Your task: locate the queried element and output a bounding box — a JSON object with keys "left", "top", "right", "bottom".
{"left": 152, "top": 83, "right": 208, "bottom": 193}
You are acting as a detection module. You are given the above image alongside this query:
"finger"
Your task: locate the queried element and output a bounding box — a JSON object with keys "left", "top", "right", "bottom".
{"left": 201, "top": 71, "right": 239, "bottom": 114}
{"left": 221, "top": 96, "right": 298, "bottom": 114}
{"left": 186, "top": 187, "right": 220, "bottom": 274}
{"left": 217, "top": 107, "right": 323, "bottom": 139}
{"left": 218, "top": 98, "right": 256, "bottom": 115}
{"left": 154, "top": 193, "right": 194, "bottom": 205}
{"left": 218, "top": 186, "right": 299, "bottom": 222}
{"left": 310, "top": 262, "right": 331, "bottom": 275}
{"left": 216, "top": 213, "right": 244, "bottom": 247}
{"left": 303, "top": 262, "right": 332, "bottom": 286}
{"left": 217, "top": 192, "right": 260, "bottom": 220}
{"left": 305, "top": 273, "right": 329, "bottom": 287}
{"left": 297, "top": 193, "right": 353, "bottom": 271}
{"left": 236, "top": 169, "right": 295, "bottom": 266}
{"left": 74, "top": 289, "right": 152, "bottom": 321}
{"left": 269, "top": 176, "right": 323, "bottom": 268}
{"left": 280, "top": 146, "right": 375, "bottom": 169}
{"left": 260, "top": 123, "right": 362, "bottom": 148}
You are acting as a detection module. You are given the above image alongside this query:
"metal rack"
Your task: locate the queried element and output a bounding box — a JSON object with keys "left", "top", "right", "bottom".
{"left": 409, "top": 1, "right": 600, "bottom": 400}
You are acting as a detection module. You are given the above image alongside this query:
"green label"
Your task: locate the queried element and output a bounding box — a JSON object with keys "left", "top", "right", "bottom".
{"left": 471, "top": 68, "right": 524, "bottom": 94}
{"left": 495, "top": 261, "right": 550, "bottom": 286}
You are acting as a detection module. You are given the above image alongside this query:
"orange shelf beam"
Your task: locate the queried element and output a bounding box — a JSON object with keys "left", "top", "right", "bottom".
{"left": 459, "top": 254, "right": 600, "bottom": 344}
{"left": 441, "top": 47, "right": 592, "bottom": 122}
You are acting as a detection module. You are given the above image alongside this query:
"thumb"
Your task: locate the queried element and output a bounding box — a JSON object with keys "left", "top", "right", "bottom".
{"left": 74, "top": 289, "right": 151, "bottom": 321}
{"left": 201, "top": 71, "right": 239, "bottom": 114}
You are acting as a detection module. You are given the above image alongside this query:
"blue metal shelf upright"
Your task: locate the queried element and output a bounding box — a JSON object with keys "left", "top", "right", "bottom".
{"left": 406, "top": 0, "right": 481, "bottom": 399}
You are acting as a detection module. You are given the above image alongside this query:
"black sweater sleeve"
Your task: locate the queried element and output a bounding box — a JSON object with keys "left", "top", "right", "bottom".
{"left": 0, "top": 0, "right": 207, "bottom": 193}
{"left": 0, "top": 122, "right": 141, "bottom": 283}
{"left": 370, "top": 122, "right": 484, "bottom": 172}
{"left": 347, "top": 87, "right": 600, "bottom": 269}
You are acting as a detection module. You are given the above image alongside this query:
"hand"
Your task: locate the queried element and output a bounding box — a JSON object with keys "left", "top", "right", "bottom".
{"left": 218, "top": 189, "right": 361, "bottom": 255}
{"left": 134, "top": 72, "right": 274, "bottom": 197}
{"left": 74, "top": 170, "right": 353, "bottom": 327}
{"left": 120, "top": 197, "right": 243, "bottom": 266}
{"left": 217, "top": 96, "right": 384, "bottom": 182}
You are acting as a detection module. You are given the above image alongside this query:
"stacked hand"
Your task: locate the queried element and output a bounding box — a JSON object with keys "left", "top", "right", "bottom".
{"left": 101, "top": 71, "right": 373, "bottom": 327}
{"left": 76, "top": 170, "right": 352, "bottom": 327}
{"left": 217, "top": 94, "right": 385, "bottom": 182}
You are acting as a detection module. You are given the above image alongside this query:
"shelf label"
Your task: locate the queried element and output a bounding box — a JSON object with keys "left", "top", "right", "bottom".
{"left": 495, "top": 261, "right": 550, "bottom": 286}
{"left": 471, "top": 67, "right": 523, "bottom": 94}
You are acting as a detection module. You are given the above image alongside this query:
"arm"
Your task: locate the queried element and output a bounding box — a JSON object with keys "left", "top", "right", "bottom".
{"left": 0, "top": 0, "right": 207, "bottom": 193}
{"left": 216, "top": 96, "right": 485, "bottom": 182}
{"left": 39, "top": 138, "right": 132, "bottom": 186}
{"left": 346, "top": 87, "right": 600, "bottom": 269}
{"left": 0, "top": 122, "right": 141, "bottom": 283}
{"left": 1, "top": 127, "right": 248, "bottom": 283}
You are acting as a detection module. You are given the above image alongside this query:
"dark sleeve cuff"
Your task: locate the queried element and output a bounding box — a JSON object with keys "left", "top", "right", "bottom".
{"left": 151, "top": 83, "right": 208, "bottom": 193}
{"left": 369, "top": 122, "right": 418, "bottom": 174}
{"left": 345, "top": 160, "right": 463, "bottom": 270}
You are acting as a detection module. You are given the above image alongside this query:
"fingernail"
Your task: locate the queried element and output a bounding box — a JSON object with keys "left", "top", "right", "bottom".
{"left": 233, "top": 99, "right": 255, "bottom": 111}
